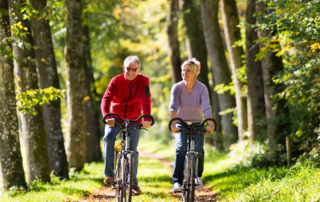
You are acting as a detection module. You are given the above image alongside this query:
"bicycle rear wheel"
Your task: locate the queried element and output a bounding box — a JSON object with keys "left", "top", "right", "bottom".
{"left": 189, "top": 155, "right": 195, "bottom": 202}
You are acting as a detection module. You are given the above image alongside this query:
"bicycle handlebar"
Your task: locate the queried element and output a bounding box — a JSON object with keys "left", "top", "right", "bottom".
{"left": 168, "top": 117, "right": 217, "bottom": 132}
{"left": 103, "top": 113, "right": 155, "bottom": 126}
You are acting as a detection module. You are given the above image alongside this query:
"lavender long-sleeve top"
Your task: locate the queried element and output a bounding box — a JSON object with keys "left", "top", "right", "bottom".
{"left": 169, "top": 80, "right": 213, "bottom": 123}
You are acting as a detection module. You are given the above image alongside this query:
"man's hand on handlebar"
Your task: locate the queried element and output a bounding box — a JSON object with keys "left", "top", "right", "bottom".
{"left": 171, "top": 125, "right": 179, "bottom": 133}
{"left": 142, "top": 121, "right": 152, "bottom": 129}
{"left": 106, "top": 119, "right": 115, "bottom": 127}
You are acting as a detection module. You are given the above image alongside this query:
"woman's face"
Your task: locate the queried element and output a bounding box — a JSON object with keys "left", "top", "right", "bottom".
{"left": 181, "top": 65, "right": 196, "bottom": 81}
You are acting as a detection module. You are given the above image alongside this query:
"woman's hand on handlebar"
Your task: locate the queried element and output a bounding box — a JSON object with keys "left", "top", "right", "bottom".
{"left": 171, "top": 125, "right": 179, "bottom": 133}
{"left": 106, "top": 119, "right": 115, "bottom": 127}
{"left": 142, "top": 121, "right": 152, "bottom": 129}
{"left": 206, "top": 125, "right": 215, "bottom": 134}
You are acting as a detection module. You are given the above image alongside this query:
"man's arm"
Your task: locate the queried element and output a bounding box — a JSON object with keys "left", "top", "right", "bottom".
{"left": 101, "top": 78, "right": 117, "bottom": 126}
{"left": 140, "top": 78, "right": 152, "bottom": 128}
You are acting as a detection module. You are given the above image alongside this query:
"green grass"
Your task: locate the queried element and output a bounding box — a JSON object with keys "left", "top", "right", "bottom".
{"left": 0, "top": 138, "right": 178, "bottom": 202}
{"left": 4, "top": 136, "right": 320, "bottom": 201}
{"left": 0, "top": 163, "right": 104, "bottom": 202}
{"left": 202, "top": 147, "right": 320, "bottom": 201}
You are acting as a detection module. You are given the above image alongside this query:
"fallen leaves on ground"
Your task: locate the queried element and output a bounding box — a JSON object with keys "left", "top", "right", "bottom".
{"left": 168, "top": 186, "right": 217, "bottom": 202}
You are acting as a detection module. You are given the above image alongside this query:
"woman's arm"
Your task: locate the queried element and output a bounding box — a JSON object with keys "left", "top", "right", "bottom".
{"left": 170, "top": 111, "right": 179, "bottom": 133}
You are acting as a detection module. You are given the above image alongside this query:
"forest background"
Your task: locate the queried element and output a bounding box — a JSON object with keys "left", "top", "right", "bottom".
{"left": 0, "top": 0, "right": 320, "bottom": 200}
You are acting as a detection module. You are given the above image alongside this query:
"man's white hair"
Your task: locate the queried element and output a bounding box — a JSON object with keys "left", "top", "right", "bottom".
{"left": 124, "top": 55, "right": 141, "bottom": 67}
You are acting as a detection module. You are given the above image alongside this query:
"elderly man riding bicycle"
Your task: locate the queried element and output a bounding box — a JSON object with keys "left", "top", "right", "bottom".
{"left": 101, "top": 55, "right": 152, "bottom": 196}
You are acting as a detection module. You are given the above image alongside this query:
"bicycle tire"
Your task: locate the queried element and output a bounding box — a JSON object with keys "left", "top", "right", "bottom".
{"left": 127, "top": 153, "right": 133, "bottom": 202}
{"left": 121, "top": 156, "right": 127, "bottom": 201}
{"left": 115, "top": 153, "right": 122, "bottom": 202}
{"left": 184, "top": 156, "right": 190, "bottom": 202}
{"left": 189, "top": 155, "right": 195, "bottom": 202}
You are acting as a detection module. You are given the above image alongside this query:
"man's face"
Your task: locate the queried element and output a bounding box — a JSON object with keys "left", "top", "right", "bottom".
{"left": 123, "top": 62, "right": 140, "bottom": 81}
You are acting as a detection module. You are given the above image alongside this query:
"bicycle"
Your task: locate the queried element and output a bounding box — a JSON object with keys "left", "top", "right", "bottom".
{"left": 168, "top": 117, "right": 217, "bottom": 202}
{"left": 103, "top": 113, "right": 155, "bottom": 202}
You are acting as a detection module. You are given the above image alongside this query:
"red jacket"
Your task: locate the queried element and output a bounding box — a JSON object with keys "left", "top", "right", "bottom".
{"left": 101, "top": 73, "right": 151, "bottom": 123}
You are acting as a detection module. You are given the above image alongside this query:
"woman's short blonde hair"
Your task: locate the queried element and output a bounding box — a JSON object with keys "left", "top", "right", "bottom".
{"left": 181, "top": 58, "right": 201, "bottom": 78}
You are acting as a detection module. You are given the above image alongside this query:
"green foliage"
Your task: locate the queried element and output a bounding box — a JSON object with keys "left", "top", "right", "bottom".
{"left": 251, "top": 0, "right": 320, "bottom": 157}
{"left": 16, "top": 87, "right": 65, "bottom": 115}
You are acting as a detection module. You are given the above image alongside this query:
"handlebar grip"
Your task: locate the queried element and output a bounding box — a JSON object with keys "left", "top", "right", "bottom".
{"left": 197, "top": 129, "right": 207, "bottom": 133}
{"left": 135, "top": 124, "right": 143, "bottom": 130}
{"left": 103, "top": 113, "right": 122, "bottom": 124}
{"left": 168, "top": 117, "right": 189, "bottom": 131}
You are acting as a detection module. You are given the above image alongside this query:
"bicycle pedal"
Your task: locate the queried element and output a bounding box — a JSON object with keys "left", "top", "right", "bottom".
{"left": 107, "top": 182, "right": 116, "bottom": 185}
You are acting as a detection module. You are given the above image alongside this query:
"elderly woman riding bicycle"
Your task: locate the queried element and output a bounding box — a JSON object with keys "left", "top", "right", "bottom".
{"left": 169, "top": 58, "right": 215, "bottom": 192}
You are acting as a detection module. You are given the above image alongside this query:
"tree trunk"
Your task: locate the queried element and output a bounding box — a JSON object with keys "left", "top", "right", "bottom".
{"left": 0, "top": 0, "right": 26, "bottom": 191}
{"left": 256, "top": 1, "right": 289, "bottom": 150}
{"left": 181, "top": 0, "right": 214, "bottom": 145}
{"left": 65, "top": 0, "right": 86, "bottom": 171}
{"left": 220, "top": 0, "right": 248, "bottom": 141}
{"left": 245, "top": 0, "right": 266, "bottom": 145}
{"left": 30, "top": 0, "right": 69, "bottom": 179}
{"left": 167, "top": 0, "right": 182, "bottom": 84}
{"left": 211, "top": 79, "right": 223, "bottom": 150}
{"left": 83, "top": 20, "right": 102, "bottom": 163}
{"left": 200, "top": 0, "right": 238, "bottom": 149}
{"left": 9, "top": 0, "right": 50, "bottom": 183}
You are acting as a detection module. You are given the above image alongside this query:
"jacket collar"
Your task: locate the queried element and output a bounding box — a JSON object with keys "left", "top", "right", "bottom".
{"left": 122, "top": 73, "right": 140, "bottom": 84}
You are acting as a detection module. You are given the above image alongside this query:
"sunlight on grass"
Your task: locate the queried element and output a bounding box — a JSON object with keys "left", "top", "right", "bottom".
{"left": 0, "top": 163, "right": 104, "bottom": 202}
{"left": 139, "top": 135, "right": 176, "bottom": 161}
{"left": 135, "top": 157, "right": 178, "bottom": 201}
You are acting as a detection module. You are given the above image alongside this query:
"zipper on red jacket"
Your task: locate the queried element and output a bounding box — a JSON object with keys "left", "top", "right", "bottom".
{"left": 123, "top": 80, "right": 132, "bottom": 119}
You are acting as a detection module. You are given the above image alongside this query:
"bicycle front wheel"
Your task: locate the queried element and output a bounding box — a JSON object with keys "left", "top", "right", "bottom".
{"left": 121, "top": 153, "right": 133, "bottom": 202}
{"left": 189, "top": 155, "right": 195, "bottom": 202}
{"left": 126, "top": 153, "right": 133, "bottom": 202}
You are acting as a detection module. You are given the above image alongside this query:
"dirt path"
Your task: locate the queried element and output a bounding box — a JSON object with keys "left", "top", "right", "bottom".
{"left": 78, "top": 150, "right": 218, "bottom": 201}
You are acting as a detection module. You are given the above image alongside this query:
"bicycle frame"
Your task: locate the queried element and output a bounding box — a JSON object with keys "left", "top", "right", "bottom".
{"left": 103, "top": 113, "right": 154, "bottom": 202}
{"left": 169, "top": 118, "right": 217, "bottom": 202}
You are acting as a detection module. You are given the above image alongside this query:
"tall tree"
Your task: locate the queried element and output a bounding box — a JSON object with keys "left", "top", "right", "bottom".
{"left": 256, "top": 1, "right": 289, "bottom": 150}
{"left": 210, "top": 79, "right": 223, "bottom": 149}
{"left": 83, "top": 9, "right": 102, "bottom": 162}
{"left": 220, "top": 0, "right": 248, "bottom": 141}
{"left": 181, "top": 0, "right": 214, "bottom": 145}
{"left": 0, "top": 0, "right": 26, "bottom": 191}
{"left": 167, "top": 0, "right": 182, "bottom": 84}
{"left": 200, "top": 0, "right": 238, "bottom": 148}
{"left": 64, "top": 0, "right": 86, "bottom": 171}
{"left": 245, "top": 0, "right": 266, "bottom": 145}
{"left": 9, "top": 0, "right": 50, "bottom": 183}
{"left": 29, "top": 0, "right": 69, "bottom": 178}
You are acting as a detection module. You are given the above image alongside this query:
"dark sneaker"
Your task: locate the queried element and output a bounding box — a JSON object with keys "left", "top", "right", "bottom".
{"left": 103, "top": 176, "right": 115, "bottom": 184}
{"left": 132, "top": 186, "right": 141, "bottom": 196}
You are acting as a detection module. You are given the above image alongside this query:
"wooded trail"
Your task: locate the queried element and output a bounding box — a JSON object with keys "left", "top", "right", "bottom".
{"left": 78, "top": 150, "right": 217, "bottom": 202}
